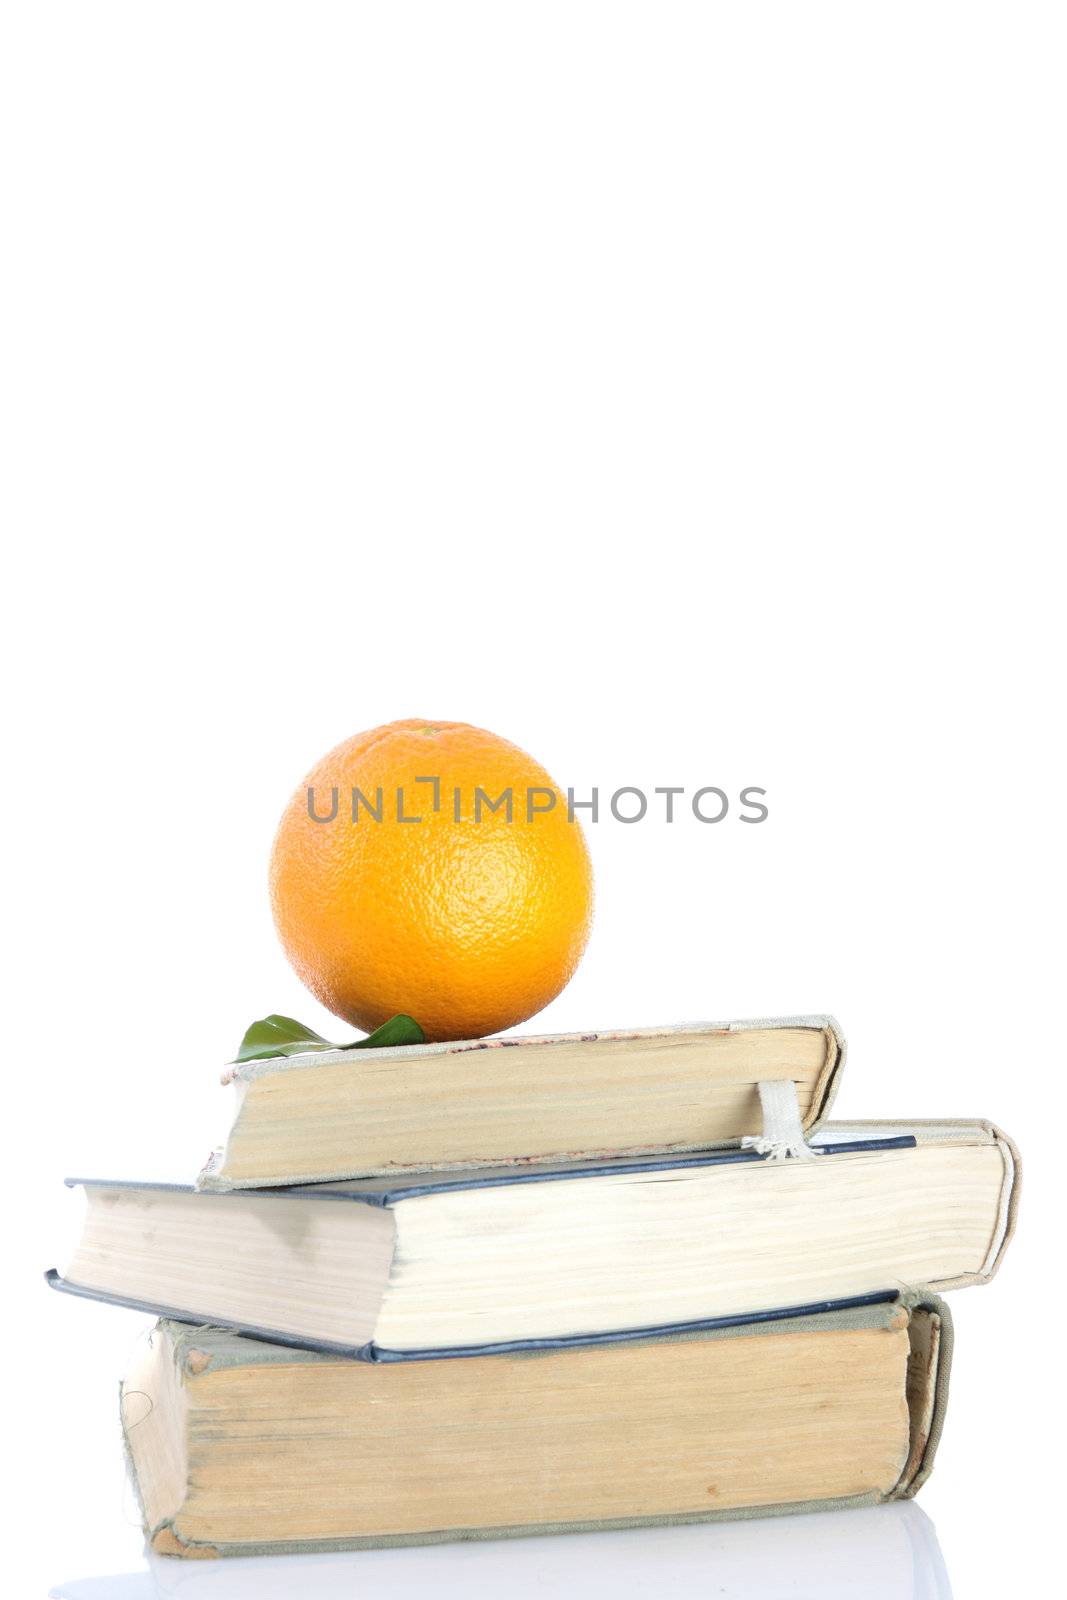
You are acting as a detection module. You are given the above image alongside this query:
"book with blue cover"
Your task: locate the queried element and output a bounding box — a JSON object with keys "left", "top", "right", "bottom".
{"left": 49, "top": 1118, "right": 1016, "bottom": 1361}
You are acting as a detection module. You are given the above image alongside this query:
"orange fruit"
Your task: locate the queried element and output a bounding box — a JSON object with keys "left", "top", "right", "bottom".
{"left": 269, "top": 720, "right": 594, "bottom": 1041}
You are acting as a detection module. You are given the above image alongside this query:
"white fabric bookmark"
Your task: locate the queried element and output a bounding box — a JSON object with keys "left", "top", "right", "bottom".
{"left": 740, "top": 1079, "right": 818, "bottom": 1161}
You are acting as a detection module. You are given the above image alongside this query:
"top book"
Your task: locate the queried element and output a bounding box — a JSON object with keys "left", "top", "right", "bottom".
{"left": 201, "top": 1014, "right": 844, "bottom": 1189}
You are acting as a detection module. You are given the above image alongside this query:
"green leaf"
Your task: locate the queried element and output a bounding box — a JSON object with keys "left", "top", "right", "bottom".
{"left": 359, "top": 1014, "right": 426, "bottom": 1050}
{"left": 233, "top": 1012, "right": 425, "bottom": 1064}
{"left": 234, "top": 1014, "right": 331, "bottom": 1062}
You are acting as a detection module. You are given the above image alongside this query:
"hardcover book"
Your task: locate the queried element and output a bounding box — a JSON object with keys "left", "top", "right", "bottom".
{"left": 201, "top": 1014, "right": 845, "bottom": 1188}
{"left": 51, "top": 1502, "right": 952, "bottom": 1600}
{"left": 120, "top": 1297, "right": 951, "bottom": 1557}
{"left": 50, "top": 1119, "right": 1017, "bottom": 1360}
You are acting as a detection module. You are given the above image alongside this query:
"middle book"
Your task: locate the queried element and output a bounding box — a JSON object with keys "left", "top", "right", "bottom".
{"left": 51, "top": 1116, "right": 1016, "bottom": 1360}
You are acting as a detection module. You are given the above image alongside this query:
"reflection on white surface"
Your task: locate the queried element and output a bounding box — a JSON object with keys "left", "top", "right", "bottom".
{"left": 52, "top": 1500, "right": 951, "bottom": 1600}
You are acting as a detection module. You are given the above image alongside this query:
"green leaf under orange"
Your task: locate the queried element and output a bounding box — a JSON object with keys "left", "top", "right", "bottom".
{"left": 233, "top": 1011, "right": 425, "bottom": 1064}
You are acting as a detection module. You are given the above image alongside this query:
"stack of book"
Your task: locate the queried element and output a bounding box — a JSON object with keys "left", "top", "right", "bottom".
{"left": 49, "top": 1015, "right": 1019, "bottom": 1558}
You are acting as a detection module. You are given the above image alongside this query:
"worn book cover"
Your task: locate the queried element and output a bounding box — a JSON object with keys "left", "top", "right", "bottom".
{"left": 202, "top": 1014, "right": 846, "bottom": 1187}
{"left": 50, "top": 1501, "right": 952, "bottom": 1599}
{"left": 120, "top": 1296, "right": 952, "bottom": 1558}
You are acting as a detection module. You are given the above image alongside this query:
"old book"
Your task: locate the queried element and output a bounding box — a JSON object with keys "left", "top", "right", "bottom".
{"left": 200, "top": 1014, "right": 845, "bottom": 1187}
{"left": 49, "top": 1120, "right": 1016, "bottom": 1359}
{"left": 51, "top": 1501, "right": 952, "bottom": 1599}
{"left": 119, "top": 1297, "right": 951, "bottom": 1557}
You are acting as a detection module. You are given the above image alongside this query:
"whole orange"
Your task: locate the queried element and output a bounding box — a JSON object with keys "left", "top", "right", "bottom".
{"left": 269, "top": 720, "right": 594, "bottom": 1042}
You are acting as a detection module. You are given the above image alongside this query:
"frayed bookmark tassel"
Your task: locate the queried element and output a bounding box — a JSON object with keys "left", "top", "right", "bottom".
{"left": 741, "top": 1078, "right": 818, "bottom": 1161}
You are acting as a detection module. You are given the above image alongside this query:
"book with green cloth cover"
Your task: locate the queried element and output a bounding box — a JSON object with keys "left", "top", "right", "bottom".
{"left": 200, "top": 1014, "right": 846, "bottom": 1188}
{"left": 50, "top": 1502, "right": 954, "bottom": 1600}
{"left": 119, "top": 1296, "right": 952, "bottom": 1557}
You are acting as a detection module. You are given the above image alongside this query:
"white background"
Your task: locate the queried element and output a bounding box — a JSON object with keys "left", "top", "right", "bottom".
{"left": 4, "top": 5, "right": 1064, "bottom": 1596}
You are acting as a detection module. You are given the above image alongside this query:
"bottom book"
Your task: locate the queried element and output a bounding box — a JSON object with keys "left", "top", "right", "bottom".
{"left": 121, "top": 1296, "right": 950, "bottom": 1559}
{"left": 51, "top": 1503, "right": 953, "bottom": 1598}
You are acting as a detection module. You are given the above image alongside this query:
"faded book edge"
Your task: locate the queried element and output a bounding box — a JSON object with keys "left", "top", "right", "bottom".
{"left": 126, "top": 1297, "right": 942, "bottom": 1559}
